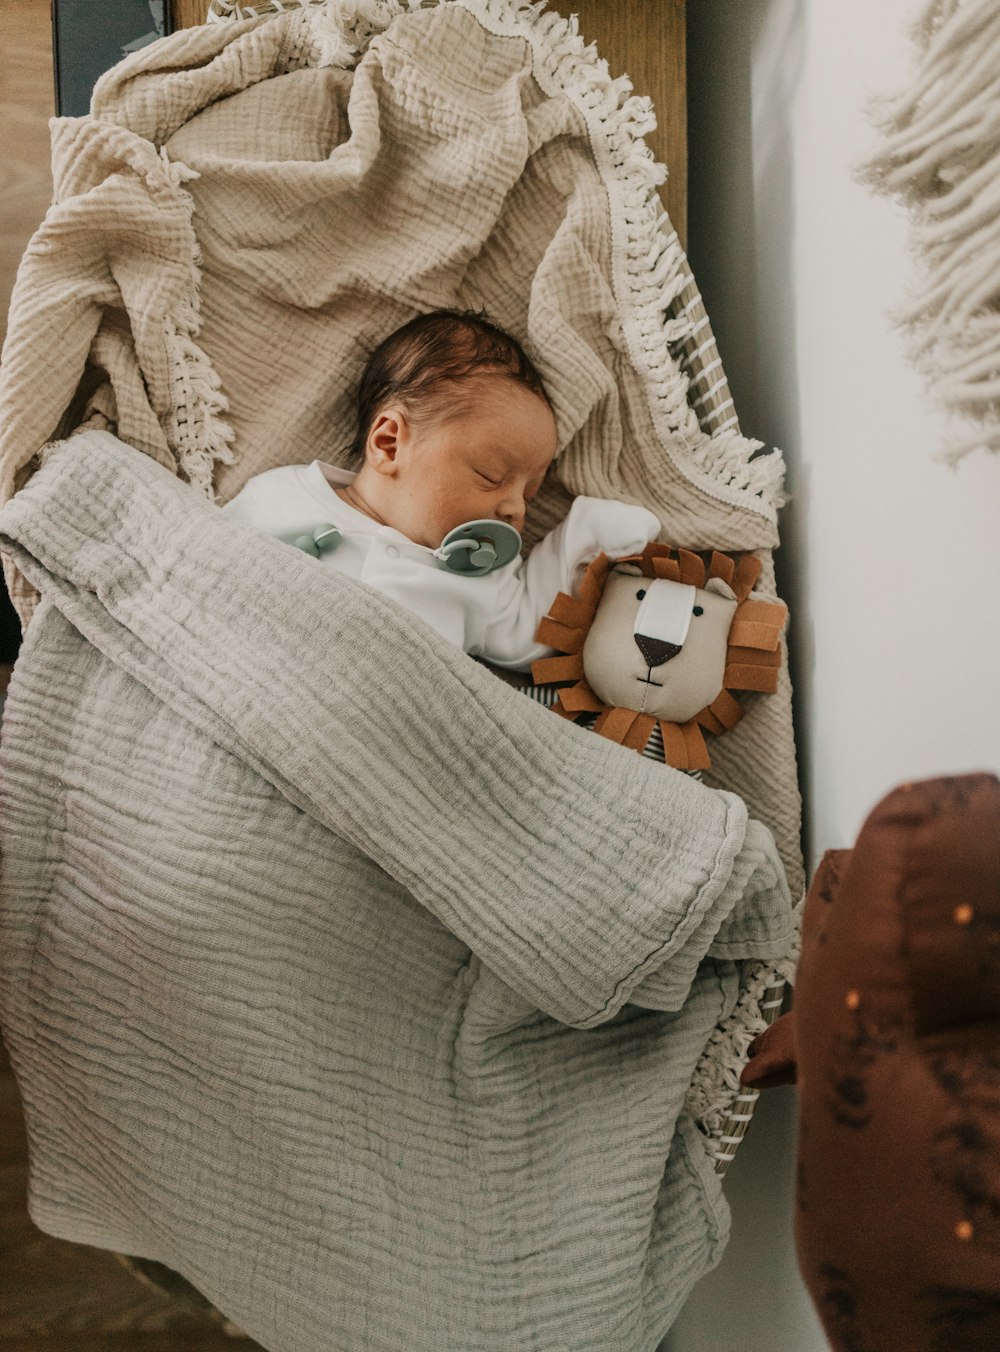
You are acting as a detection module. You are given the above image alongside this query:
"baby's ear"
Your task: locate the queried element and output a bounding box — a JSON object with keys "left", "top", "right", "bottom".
{"left": 367, "top": 410, "right": 404, "bottom": 472}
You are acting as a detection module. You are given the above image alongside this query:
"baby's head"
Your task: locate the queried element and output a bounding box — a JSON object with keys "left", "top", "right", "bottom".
{"left": 348, "top": 310, "right": 557, "bottom": 548}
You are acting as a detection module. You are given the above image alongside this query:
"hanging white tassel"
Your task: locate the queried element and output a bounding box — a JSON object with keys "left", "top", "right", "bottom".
{"left": 156, "top": 148, "right": 236, "bottom": 495}
{"left": 859, "top": 0, "right": 1000, "bottom": 461}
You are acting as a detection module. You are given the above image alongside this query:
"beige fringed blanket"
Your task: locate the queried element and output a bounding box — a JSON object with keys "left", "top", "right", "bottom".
{"left": 0, "top": 1, "right": 803, "bottom": 1346}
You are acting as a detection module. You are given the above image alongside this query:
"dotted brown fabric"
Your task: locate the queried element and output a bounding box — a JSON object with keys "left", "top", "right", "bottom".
{"left": 794, "top": 774, "right": 1000, "bottom": 1352}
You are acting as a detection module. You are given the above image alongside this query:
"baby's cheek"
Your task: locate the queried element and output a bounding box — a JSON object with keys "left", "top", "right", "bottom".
{"left": 447, "top": 490, "right": 486, "bottom": 525}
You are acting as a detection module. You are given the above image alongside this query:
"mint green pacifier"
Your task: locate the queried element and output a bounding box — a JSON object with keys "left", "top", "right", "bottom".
{"left": 431, "top": 520, "right": 522, "bottom": 575}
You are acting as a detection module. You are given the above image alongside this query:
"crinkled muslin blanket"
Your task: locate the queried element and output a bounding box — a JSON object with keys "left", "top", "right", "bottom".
{"left": 1, "top": 432, "right": 793, "bottom": 1350}
{"left": 0, "top": 1, "right": 803, "bottom": 1348}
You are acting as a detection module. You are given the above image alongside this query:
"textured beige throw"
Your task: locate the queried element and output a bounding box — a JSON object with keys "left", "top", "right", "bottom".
{"left": 0, "top": 2, "right": 803, "bottom": 1345}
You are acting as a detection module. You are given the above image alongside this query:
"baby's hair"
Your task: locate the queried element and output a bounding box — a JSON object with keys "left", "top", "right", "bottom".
{"left": 349, "top": 309, "right": 550, "bottom": 462}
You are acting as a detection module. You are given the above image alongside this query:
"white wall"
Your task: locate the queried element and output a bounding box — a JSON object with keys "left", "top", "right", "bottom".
{"left": 666, "top": 2, "right": 1000, "bottom": 1349}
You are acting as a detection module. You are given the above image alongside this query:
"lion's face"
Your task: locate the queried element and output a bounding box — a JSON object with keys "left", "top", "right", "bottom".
{"left": 530, "top": 542, "right": 786, "bottom": 770}
{"left": 582, "top": 568, "right": 738, "bottom": 722}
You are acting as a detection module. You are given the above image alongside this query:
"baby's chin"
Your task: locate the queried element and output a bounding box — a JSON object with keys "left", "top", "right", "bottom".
{"left": 375, "top": 508, "right": 447, "bottom": 550}
{"left": 398, "top": 509, "right": 507, "bottom": 551}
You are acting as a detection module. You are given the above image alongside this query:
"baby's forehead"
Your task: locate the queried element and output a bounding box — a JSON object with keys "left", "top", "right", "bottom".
{"left": 462, "top": 428, "right": 556, "bottom": 480}
{"left": 442, "top": 371, "right": 545, "bottom": 413}
{"left": 448, "top": 378, "right": 556, "bottom": 454}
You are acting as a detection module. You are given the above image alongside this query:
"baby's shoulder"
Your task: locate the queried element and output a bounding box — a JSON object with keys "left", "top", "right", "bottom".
{"left": 240, "top": 463, "right": 309, "bottom": 491}
{"left": 222, "top": 462, "right": 314, "bottom": 507}
{"left": 220, "top": 463, "right": 322, "bottom": 527}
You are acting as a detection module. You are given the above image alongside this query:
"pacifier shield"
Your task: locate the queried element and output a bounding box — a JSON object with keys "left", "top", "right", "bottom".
{"left": 437, "top": 520, "right": 522, "bottom": 575}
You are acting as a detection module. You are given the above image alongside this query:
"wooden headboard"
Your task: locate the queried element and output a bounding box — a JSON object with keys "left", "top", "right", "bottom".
{"left": 168, "top": 1, "right": 686, "bottom": 244}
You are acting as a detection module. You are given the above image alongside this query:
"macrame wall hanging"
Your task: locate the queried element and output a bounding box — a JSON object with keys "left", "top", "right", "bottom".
{"left": 859, "top": 0, "right": 1000, "bottom": 464}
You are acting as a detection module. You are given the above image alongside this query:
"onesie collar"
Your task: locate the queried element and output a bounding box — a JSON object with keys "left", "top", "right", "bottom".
{"left": 301, "top": 461, "right": 429, "bottom": 555}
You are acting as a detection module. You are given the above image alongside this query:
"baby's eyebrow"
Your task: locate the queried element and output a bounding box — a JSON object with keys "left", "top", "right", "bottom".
{"left": 472, "top": 444, "right": 553, "bottom": 477}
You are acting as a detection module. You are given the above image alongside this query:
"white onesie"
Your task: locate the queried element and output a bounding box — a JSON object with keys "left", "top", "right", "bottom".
{"left": 222, "top": 461, "right": 660, "bottom": 670}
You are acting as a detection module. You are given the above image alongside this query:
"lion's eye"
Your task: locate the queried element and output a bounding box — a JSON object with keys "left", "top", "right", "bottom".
{"left": 636, "top": 589, "right": 646, "bottom": 600}
{"left": 693, "top": 605, "right": 704, "bottom": 616}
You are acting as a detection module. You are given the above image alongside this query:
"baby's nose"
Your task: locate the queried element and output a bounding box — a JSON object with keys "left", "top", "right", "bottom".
{"left": 497, "top": 497, "right": 526, "bottom": 530}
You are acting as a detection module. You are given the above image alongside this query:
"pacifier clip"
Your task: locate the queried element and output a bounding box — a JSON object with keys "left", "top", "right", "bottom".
{"left": 287, "top": 519, "right": 522, "bottom": 577}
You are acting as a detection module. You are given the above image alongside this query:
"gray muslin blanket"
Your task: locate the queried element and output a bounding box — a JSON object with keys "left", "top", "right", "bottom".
{"left": 0, "top": 431, "right": 793, "bottom": 1351}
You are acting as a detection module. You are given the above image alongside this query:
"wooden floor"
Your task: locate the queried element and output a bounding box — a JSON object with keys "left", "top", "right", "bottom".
{"left": 0, "top": 4, "right": 259, "bottom": 1347}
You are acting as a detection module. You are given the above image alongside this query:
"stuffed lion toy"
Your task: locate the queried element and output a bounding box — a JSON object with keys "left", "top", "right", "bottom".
{"left": 530, "top": 543, "right": 788, "bottom": 770}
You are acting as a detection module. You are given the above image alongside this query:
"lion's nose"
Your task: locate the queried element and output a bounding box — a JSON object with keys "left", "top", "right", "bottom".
{"left": 634, "top": 633, "right": 682, "bottom": 667}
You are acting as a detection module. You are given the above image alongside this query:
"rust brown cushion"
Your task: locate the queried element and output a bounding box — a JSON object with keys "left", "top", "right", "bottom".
{"left": 793, "top": 774, "right": 1000, "bottom": 1351}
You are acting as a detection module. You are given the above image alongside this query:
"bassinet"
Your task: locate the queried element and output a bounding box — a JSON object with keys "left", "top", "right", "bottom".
{"left": 0, "top": 2, "right": 802, "bottom": 1348}
{"left": 196, "top": 0, "right": 802, "bottom": 1174}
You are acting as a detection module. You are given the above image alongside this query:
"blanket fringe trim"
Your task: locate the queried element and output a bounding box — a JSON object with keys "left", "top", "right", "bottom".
{"left": 156, "top": 150, "right": 236, "bottom": 497}
{"left": 457, "top": 0, "right": 786, "bottom": 515}
{"left": 858, "top": 0, "right": 1000, "bottom": 464}
{"left": 207, "top": 0, "right": 786, "bottom": 519}
{"left": 685, "top": 947, "right": 798, "bottom": 1175}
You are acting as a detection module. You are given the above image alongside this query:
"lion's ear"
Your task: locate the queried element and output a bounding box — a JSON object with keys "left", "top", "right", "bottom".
{"left": 611, "top": 563, "right": 645, "bottom": 578}
{"left": 705, "top": 577, "right": 737, "bottom": 601}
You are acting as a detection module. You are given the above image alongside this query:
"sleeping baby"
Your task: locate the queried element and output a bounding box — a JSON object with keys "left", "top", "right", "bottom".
{"left": 222, "top": 310, "right": 660, "bottom": 669}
